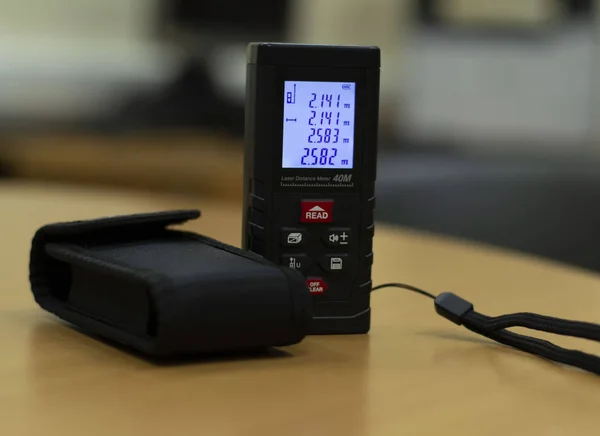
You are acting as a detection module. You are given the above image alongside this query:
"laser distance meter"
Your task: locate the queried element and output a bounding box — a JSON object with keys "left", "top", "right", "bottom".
{"left": 242, "top": 43, "right": 380, "bottom": 334}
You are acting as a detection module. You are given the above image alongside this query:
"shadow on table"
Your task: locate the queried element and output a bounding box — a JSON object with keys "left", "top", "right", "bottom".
{"left": 416, "top": 329, "right": 490, "bottom": 346}
{"left": 28, "top": 318, "right": 294, "bottom": 371}
{"left": 416, "top": 328, "right": 592, "bottom": 379}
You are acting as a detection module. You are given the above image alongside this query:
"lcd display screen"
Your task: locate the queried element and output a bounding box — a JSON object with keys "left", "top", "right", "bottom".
{"left": 282, "top": 81, "right": 356, "bottom": 169}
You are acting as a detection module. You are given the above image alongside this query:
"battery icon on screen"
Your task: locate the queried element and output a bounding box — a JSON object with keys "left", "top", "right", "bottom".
{"left": 342, "top": 84, "right": 352, "bottom": 90}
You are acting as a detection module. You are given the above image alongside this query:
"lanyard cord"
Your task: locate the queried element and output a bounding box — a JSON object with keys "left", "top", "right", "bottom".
{"left": 372, "top": 283, "right": 600, "bottom": 376}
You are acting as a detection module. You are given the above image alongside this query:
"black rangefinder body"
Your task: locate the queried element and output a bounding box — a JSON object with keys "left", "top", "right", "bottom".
{"left": 243, "top": 43, "right": 380, "bottom": 334}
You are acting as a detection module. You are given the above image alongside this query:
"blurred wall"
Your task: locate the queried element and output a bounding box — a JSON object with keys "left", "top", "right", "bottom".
{"left": 0, "top": 0, "right": 157, "bottom": 40}
{"left": 0, "top": 0, "right": 177, "bottom": 122}
{"left": 438, "top": 0, "right": 559, "bottom": 25}
{"left": 402, "top": 0, "right": 596, "bottom": 151}
{"left": 402, "top": 26, "right": 595, "bottom": 149}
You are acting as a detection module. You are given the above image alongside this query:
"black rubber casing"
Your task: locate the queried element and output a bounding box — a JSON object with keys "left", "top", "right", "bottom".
{"left": 242, "top": 43, "right": 380, "bottom": 334}
{"left": 29, "top": 210, "right": 311, "bottom": 356}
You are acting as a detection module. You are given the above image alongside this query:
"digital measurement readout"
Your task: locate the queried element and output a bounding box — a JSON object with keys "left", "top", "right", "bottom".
{"left": 282, "top": 81, "right": 356, "bottom": 169}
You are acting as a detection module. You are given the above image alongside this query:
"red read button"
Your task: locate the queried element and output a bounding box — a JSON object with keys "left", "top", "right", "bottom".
{"left": 306, "top": 277, "right": 328, "bottom": 295}
{"left": 301, "top": 200, "right": 333, "bottom": 223}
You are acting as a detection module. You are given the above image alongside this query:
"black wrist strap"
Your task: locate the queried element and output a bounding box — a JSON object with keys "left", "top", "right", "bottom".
{"left": 436, "top": 292, "right": 600, "bottom": 375}
{"left": 373, "top": 283, "right": 600, "bottom": 376}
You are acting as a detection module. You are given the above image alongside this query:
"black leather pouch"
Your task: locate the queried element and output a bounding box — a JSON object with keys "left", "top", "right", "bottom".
{"left": 29, "top": 210, "right": 311, "bottom": 356}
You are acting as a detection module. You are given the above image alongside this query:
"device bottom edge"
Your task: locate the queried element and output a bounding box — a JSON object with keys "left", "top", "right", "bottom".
{"left": 307, "top": 308, "right": 371, "bottom": 335}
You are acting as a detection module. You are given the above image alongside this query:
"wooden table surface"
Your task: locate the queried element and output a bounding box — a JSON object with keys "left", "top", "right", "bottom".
{"left": 2, "top": 181, "right": 600, "bottom": 435}
{"left": 0, "top": 133, "right": 244, "bottom": 200}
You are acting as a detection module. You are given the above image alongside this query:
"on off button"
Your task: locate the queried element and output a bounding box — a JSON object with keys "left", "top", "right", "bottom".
{"left": 306, "top": 277, "right": 328, "bottom": 295}
{"left": 301, "top": 200, "right": 333, "bottom": 223}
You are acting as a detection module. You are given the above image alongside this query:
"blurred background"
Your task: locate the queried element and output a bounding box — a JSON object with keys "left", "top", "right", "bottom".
{"left": 2, "top": 0, "right": 600, "bottom": 271}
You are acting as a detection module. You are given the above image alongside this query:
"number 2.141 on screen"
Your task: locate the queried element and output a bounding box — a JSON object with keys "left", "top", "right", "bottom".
{"left": 282, "top": 81, "right": 356, "bottom": 169}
